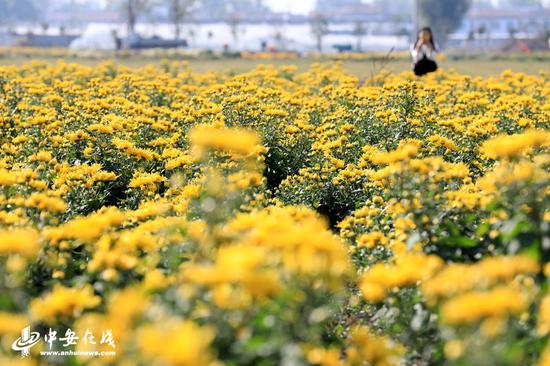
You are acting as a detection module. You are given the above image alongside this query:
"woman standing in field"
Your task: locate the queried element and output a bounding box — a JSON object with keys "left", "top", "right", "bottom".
{"left": 411, "top": 27, "right": 438, "bottom": 76}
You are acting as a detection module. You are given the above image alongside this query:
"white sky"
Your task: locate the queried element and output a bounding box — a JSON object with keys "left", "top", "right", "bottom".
{"left": 94, "top": 0, "right": 548, "bottom": 13}
{"left": 264, "top": 0, "right": 316, "bottom": 14}
{"left": 93, "top": 0, "right": 318, "bottom": 13}
{"left": 263, "top": 0, "right": 550, "bottom": 13}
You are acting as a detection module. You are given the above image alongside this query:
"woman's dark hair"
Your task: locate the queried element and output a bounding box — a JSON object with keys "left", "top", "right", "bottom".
{"left": 415, "top": 26, "right": 437, "bottom": 51}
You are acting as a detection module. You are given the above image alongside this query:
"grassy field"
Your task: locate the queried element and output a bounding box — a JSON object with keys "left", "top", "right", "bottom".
{"left": 182, "top": 58, "right": 550, "bottom": 77}
{"left": 0, "top": 54, "right": 548, "bottom": 77}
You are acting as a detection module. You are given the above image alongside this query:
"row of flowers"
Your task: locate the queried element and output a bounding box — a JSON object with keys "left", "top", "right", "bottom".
{"left": 0, "top": 61, "right": 549, "bottom": 365}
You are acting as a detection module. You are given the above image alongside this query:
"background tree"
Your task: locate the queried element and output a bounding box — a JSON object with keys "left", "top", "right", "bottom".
{"left": 226, "top": 12, "right": 243, "bottom": 49}
{"left": 507, "top": 23, "right": 518, "bottom": 39}
{"left": 476, "top": 23, "right": 486, "bottom": 37}
{"left": 310, "top": 13, "right": 329, "bottom": 52}
{"left": 352, "top": 21, "right": 367, "bottom": 52}
{"left": 417, "top": 0, "right": 472, "bottom": 44}
{"left": 40, "top": 22, "right": 50, "bottom": 34}
{"left": 168, "top": 0, "right": 198, "bottom": 40}
{"left": 499, "top": 0, "right": 544, "bottom": 7}
{"left": 108, "top": 0, "right": 154, "bottom": 34}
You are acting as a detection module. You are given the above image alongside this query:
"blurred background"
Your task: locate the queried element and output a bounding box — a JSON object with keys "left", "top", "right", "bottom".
{"left": 0, "top": 0, "right": 548, "bottom": 75}
{"left": 0, "top": 0, "right": 548, "bottom": 52}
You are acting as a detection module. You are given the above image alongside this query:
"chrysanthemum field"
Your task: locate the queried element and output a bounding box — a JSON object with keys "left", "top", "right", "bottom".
{"left": 0, "top": 61, "right": 549, "bottom": 366}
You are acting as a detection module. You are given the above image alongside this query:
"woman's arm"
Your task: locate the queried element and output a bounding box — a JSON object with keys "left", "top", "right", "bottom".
{"left": 410, "top": 46, "right": 419, "bottom": 63}
{"left": 411, "top": 40, "right": 423, "bottom": 63}
{"left": 426, "top": 43, "right": 437, "bottom": 60}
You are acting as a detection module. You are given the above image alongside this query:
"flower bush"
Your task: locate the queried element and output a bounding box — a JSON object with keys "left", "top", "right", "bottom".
{"left": 0, "top": 61, "right": 549, "bottom": 365}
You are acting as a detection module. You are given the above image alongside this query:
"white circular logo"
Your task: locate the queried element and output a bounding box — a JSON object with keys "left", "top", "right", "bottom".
{"left": 12, "top": 326, "right": 41, "bottom": 357}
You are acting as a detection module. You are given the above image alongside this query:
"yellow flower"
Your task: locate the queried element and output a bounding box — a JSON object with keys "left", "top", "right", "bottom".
{"left": 129, "top": 172, "right": 166, "bottom": 192}
{"left": 427, "top": 134, "right": 457, "bottom": 151}
{"left": 356, "top": 231, "right": 388, "bottom": 249}
{"left": 0, "top": 168, "right": 34, "bottom": 186}
{"left": 307, "top": 347, "right": 343, "bottom": 366}
{"left": 441, "top": 286, "right": 529, "bottom": 325}
{"left": 422, "top": 255, "right": 539, "bottom": 300}
{"left": 30, "top": 150, "right": 53, "bottom": 162}
{"left": 87, "top": 235, "right": 138, "bottom": 274}
{"left": 538, "top": 344, "right": 550, "bottom": 366}
{"left": 182, "top": 244, "right": 281, "bottom": 308}
{"left": 225, "top": 206, "right": 350, "bottom": 282}
{"left": 165, "top": 154, "right": 193, "bottom": 170}
{"left": 360, "top": 254, "right": 443, "bottom": 302}
{"left": 43, "top": 207, "right": 126, "bottom": 243}
{"left": 480, "top": 316, "right": 504, "bottom": 337}
{"left": 24, "top": 192, "right": 67, "bottom": 213}
{"left": 0, "top": 312, "right": 27, "bottom": 335}
{"left": 538, "top": 293, "right": 550, "bottom": 336}
{"left": 138, "top": 320, "right": 217, "bottom": 366}
{"left": 481, "top": 130, "right": 550, "bottom": 159}
{"left": 92, "top": 171, "right": 117, "bottom": 181}
{"left": 444, "top": 340, "right": 464, "bottom": 360}
{"left": 346, "top": 326, "right": 404, "bottom": 366}
{"left": 0, "top": 227, "right": 39, "bottom": 258}
{"left": 112, "top": 137, "right": 160, "bottom": 161}
{"left": 30, "top": 284, "right": 101, "bottom": 321}
{"left": 189, "top": 125, "right": 264, "bottom": 158}
{"left": 370, "top": 142, "right": 420, "bottom": 165}
{"left": 143, "top": 269, "right": 173, "bottom": 291}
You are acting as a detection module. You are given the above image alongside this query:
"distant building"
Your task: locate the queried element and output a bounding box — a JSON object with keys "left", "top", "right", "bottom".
{"left": 45, "top": 10, "right": 120, "bottom": 24}
{"left": 312, "top": 1, "right": 385, "bottom": 23}
{"left": 457, "top": 7, "right": 550, "bottom": 37}
{"left": 42, "top": 0, "right": 118, "bottom": 25}
{"left": 197, "top": 0, "right": 272, "bottom": 22}
{"left": 315, "top": 0, "right": 362, "bottom": 12}
{"left": 125, "top": 35, "right": 188, "bottom": 49}
{"left": 449, "top": 6, "right": 550, "bottom": 50}
{"left": 15, "top": 34, "right": 78, "bottom": 48}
